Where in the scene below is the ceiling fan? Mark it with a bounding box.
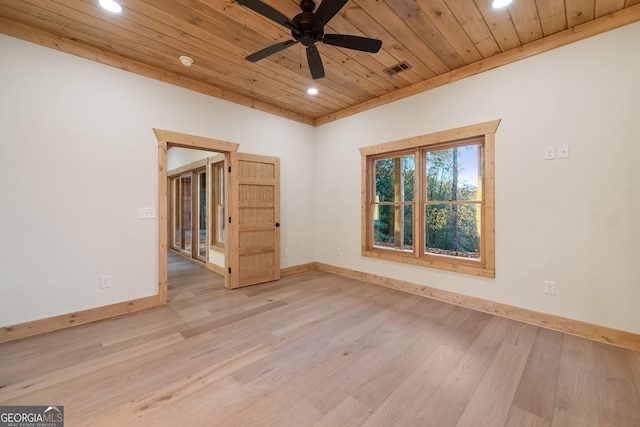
[236,0,383,79]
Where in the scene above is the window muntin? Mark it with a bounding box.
[361,120,498,277]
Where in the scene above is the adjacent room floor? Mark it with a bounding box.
[1,254,639,426]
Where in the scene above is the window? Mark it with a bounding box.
[361,120,499,277]
[195,168,207,259]
[211,160,226,248]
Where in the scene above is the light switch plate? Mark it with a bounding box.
[138,207,156,219]
[544,146,556,160]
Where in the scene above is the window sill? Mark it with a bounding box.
[362,249,495,278]
[209,244,225,253]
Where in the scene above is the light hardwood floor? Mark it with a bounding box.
[1,253,639,426]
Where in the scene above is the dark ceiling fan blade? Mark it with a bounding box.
[323,34,382,53]
[312,0,348,33]
[306,45,325,79]
[235,0,300,34]
[246,40,298,62]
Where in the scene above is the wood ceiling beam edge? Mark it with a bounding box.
[0,17,315,126]
[315,3,640,126]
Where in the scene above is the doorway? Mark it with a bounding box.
[155,129,238,303]
[155,129,282,304]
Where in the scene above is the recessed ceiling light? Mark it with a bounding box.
[307,87,318,95]
[491,0,513,8]
[179,56,194,67]
[99,0,122,13]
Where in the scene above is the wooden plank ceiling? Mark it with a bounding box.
[1,0,639,125]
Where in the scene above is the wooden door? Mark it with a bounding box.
[227,153,280,289]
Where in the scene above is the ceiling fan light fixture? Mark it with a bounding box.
[179,56,194,67]
[307,87,319,95]
[98,0,123,13]
[491,0,513,8]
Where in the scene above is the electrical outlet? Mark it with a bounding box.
[336,247,341,257]
[283,248,289,257]
[544,280,556,295]
[101,275,112,289]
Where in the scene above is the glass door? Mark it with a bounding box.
[170,173,194,256]
[180,174,192,255]
[170,178,181,250]
[170,168,210,262]
[195,168,207,261]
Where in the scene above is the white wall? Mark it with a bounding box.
[0,34,315,327]
[2,22,638,335]
[314,22,640,334]
[167,147,212,171]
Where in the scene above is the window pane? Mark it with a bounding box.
[375,155,415,202]
[212,163,226,246]
[426,145,480,202]
[217,205,226,244]
[171,178,181,249]
[197,171,207,258]
[218,165,225,203]
[181,175,192,253]
[425,204,480,259]
[373,204,413,251]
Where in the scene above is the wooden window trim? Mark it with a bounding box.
[360,120,500,278]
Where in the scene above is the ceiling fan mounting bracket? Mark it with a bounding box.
[299,0,316,13]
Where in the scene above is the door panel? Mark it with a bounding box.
[227,153,280,289]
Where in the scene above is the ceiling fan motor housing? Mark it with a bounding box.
[238,0,382,79]
[292,0,321,46]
